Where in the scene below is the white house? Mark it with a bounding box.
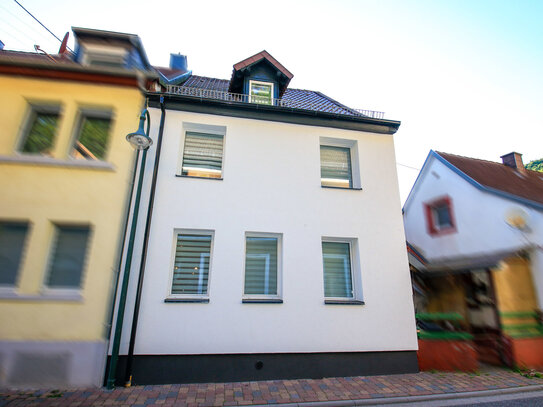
[108,51,418,385]
[404,150,543,367]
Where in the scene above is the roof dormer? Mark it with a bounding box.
[228,50,293,103]
[72,27,151,71]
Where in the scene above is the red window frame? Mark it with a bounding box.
[424,196,457,236]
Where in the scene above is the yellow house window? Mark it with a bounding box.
[18,105,61,156]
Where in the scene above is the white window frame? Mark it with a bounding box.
[166,229,215,302]
[41,223,92,296]
[242,232,282,302]
[319,137,361,189]
[177,122,227,179]
[321,236,364,304]
[69,107,113,161]
[249,80,274,105]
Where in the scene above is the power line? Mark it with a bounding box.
[397,163,421,171]
[12,0,73,52]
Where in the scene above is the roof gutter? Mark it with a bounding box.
[147,92,401,135]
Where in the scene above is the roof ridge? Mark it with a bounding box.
[437,151,542,175]
[437,151,510,167]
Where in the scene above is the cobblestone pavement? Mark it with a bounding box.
[1,370,542,407]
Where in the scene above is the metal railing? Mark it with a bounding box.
[165,85,385,119]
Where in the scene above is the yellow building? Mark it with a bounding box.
[0,28,154,387]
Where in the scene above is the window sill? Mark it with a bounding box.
[321,186,362,191]
[0,291,83,302]
[0,155,115,171]
[429,227,457,237]
[324,299,365,305]
[242,298,283,304]
[164,297,209,303]
[175,175,223,181]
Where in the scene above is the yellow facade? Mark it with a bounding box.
[0,74,143,341]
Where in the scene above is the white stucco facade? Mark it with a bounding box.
[112,107,417,359]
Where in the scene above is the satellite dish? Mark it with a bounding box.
[58,32,69,55]
[504,207,529,230]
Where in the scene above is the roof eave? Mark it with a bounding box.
[147,91,400,134]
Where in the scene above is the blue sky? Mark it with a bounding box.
[1,0,542,201]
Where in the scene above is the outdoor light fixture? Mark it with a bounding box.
[107,107,153,389]
[126,109,152,150]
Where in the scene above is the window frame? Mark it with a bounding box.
[176,122,226,180]
[249,80,274,105]
[17,103,62,156]
[69,108,113,161]
[319,137,362,190]
[0,220,31,292]
[321,237,364,305]
[424,196,457,236]
[242,232,283,303]
[166,229,215,303]
[42,223,92,296]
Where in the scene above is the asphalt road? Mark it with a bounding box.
[452,395,543,406]
[379,389,543,406]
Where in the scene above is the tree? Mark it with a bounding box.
[525,159,543,172]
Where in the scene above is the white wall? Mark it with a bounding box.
[116,108,417,355]
[403,155,543,265]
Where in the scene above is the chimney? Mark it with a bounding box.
[501,152,525,172]
[170,53,188,71]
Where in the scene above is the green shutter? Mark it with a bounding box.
[244,237,278,295]
[182,132,223,178]
[172,234,212,295]
[47,226,90,288]
[322,241,353,298]
[0,222,29,285]
[320,145,352,188]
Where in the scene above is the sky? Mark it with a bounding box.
[1,0,542,202]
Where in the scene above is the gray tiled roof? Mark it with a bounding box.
[181,75,362,116]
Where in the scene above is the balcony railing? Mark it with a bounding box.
[165,85,385,119]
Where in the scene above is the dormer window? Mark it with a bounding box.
[80,43,128,68]
[249,80,273,105]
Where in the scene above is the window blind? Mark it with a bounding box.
[322,241,353,298]
[172,234,212,295]
[244,237,278,296]
[181,132,224,178]
[47,225,90,288]
[0,222,29,285]
[320,145,352,188]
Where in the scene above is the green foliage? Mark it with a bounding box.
[526,158,543,172]
[21,113,58,154]
[77,116,111,160]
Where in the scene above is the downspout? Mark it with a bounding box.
[103,145,139,380]
[106,139,148,389]
[124,96,166,386]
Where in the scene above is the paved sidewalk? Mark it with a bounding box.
[1,369,542,407]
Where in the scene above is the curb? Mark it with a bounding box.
[248,384,543,406]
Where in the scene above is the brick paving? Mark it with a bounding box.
[1,370,542,406]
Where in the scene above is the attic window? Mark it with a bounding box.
[249,80,273,105]
[424,196,456,236]
[80,44,127,68]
